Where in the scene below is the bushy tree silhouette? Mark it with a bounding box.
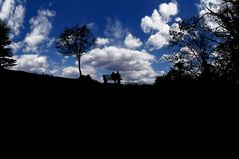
[55,25,96,77]
[159,1,239,83]
[169,17,217,80]
[202,0,239,80]
[0,19,16,70]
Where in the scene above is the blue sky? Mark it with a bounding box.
[0,0,202,83]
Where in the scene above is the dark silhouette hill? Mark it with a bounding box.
[1,68,237,101]
[1,69,160,99]
[1,68,238,133]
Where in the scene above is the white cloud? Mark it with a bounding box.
[82,65,96,77]
[147,21,181,51]
[8,4,25,37]
[0,0,26,38]
[123,69,157,84]
[13,54,49,74]
[124,33,143,49]
[0,0,15,20]
[159,1,178,20]
[175,17,182,22]
[146,33,169,51]
[82,46,157,83]
[0,1,56,54]
[141,9,169,34]
[96,38,110,46]
[104,19,127,39]
[141,1,179,50]
[61,66,79,78]
[9,41,23,53]
[82,46,154,71]
[61,65,96,79]
[24,9,56,53]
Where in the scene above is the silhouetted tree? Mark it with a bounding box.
[163,1,239,81]
[201,0,239,80]
[55,25,96,77]
[169,17,217,80]
[0,19,16,70]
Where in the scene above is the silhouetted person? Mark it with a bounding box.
[103,75,107,84]
[111,72,117,84]
[116,71,122,84]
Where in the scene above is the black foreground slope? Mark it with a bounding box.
[1,69,238,129]
[0,69,160,98]
[0,69,238,101]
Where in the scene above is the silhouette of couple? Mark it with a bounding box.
[112,71,122,84]
[103,71,122,84]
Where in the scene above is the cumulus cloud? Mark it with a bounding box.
[124,33,143,49]
[0,0,26,38]
[141,10,169,34]
[81,46,157,83]
[24,9,56,53]
[81,65,97,77]
[82,46,154,71]
[96,38,110,46]
[159,1,178,20]
[146,33,169,50]
[61,65,96,79]
[141,1,179,50]
[61,66,79,78]
[13,54,49,74]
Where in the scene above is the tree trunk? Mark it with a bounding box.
[77,56,82,77]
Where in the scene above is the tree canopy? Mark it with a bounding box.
[161,0,239,82]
